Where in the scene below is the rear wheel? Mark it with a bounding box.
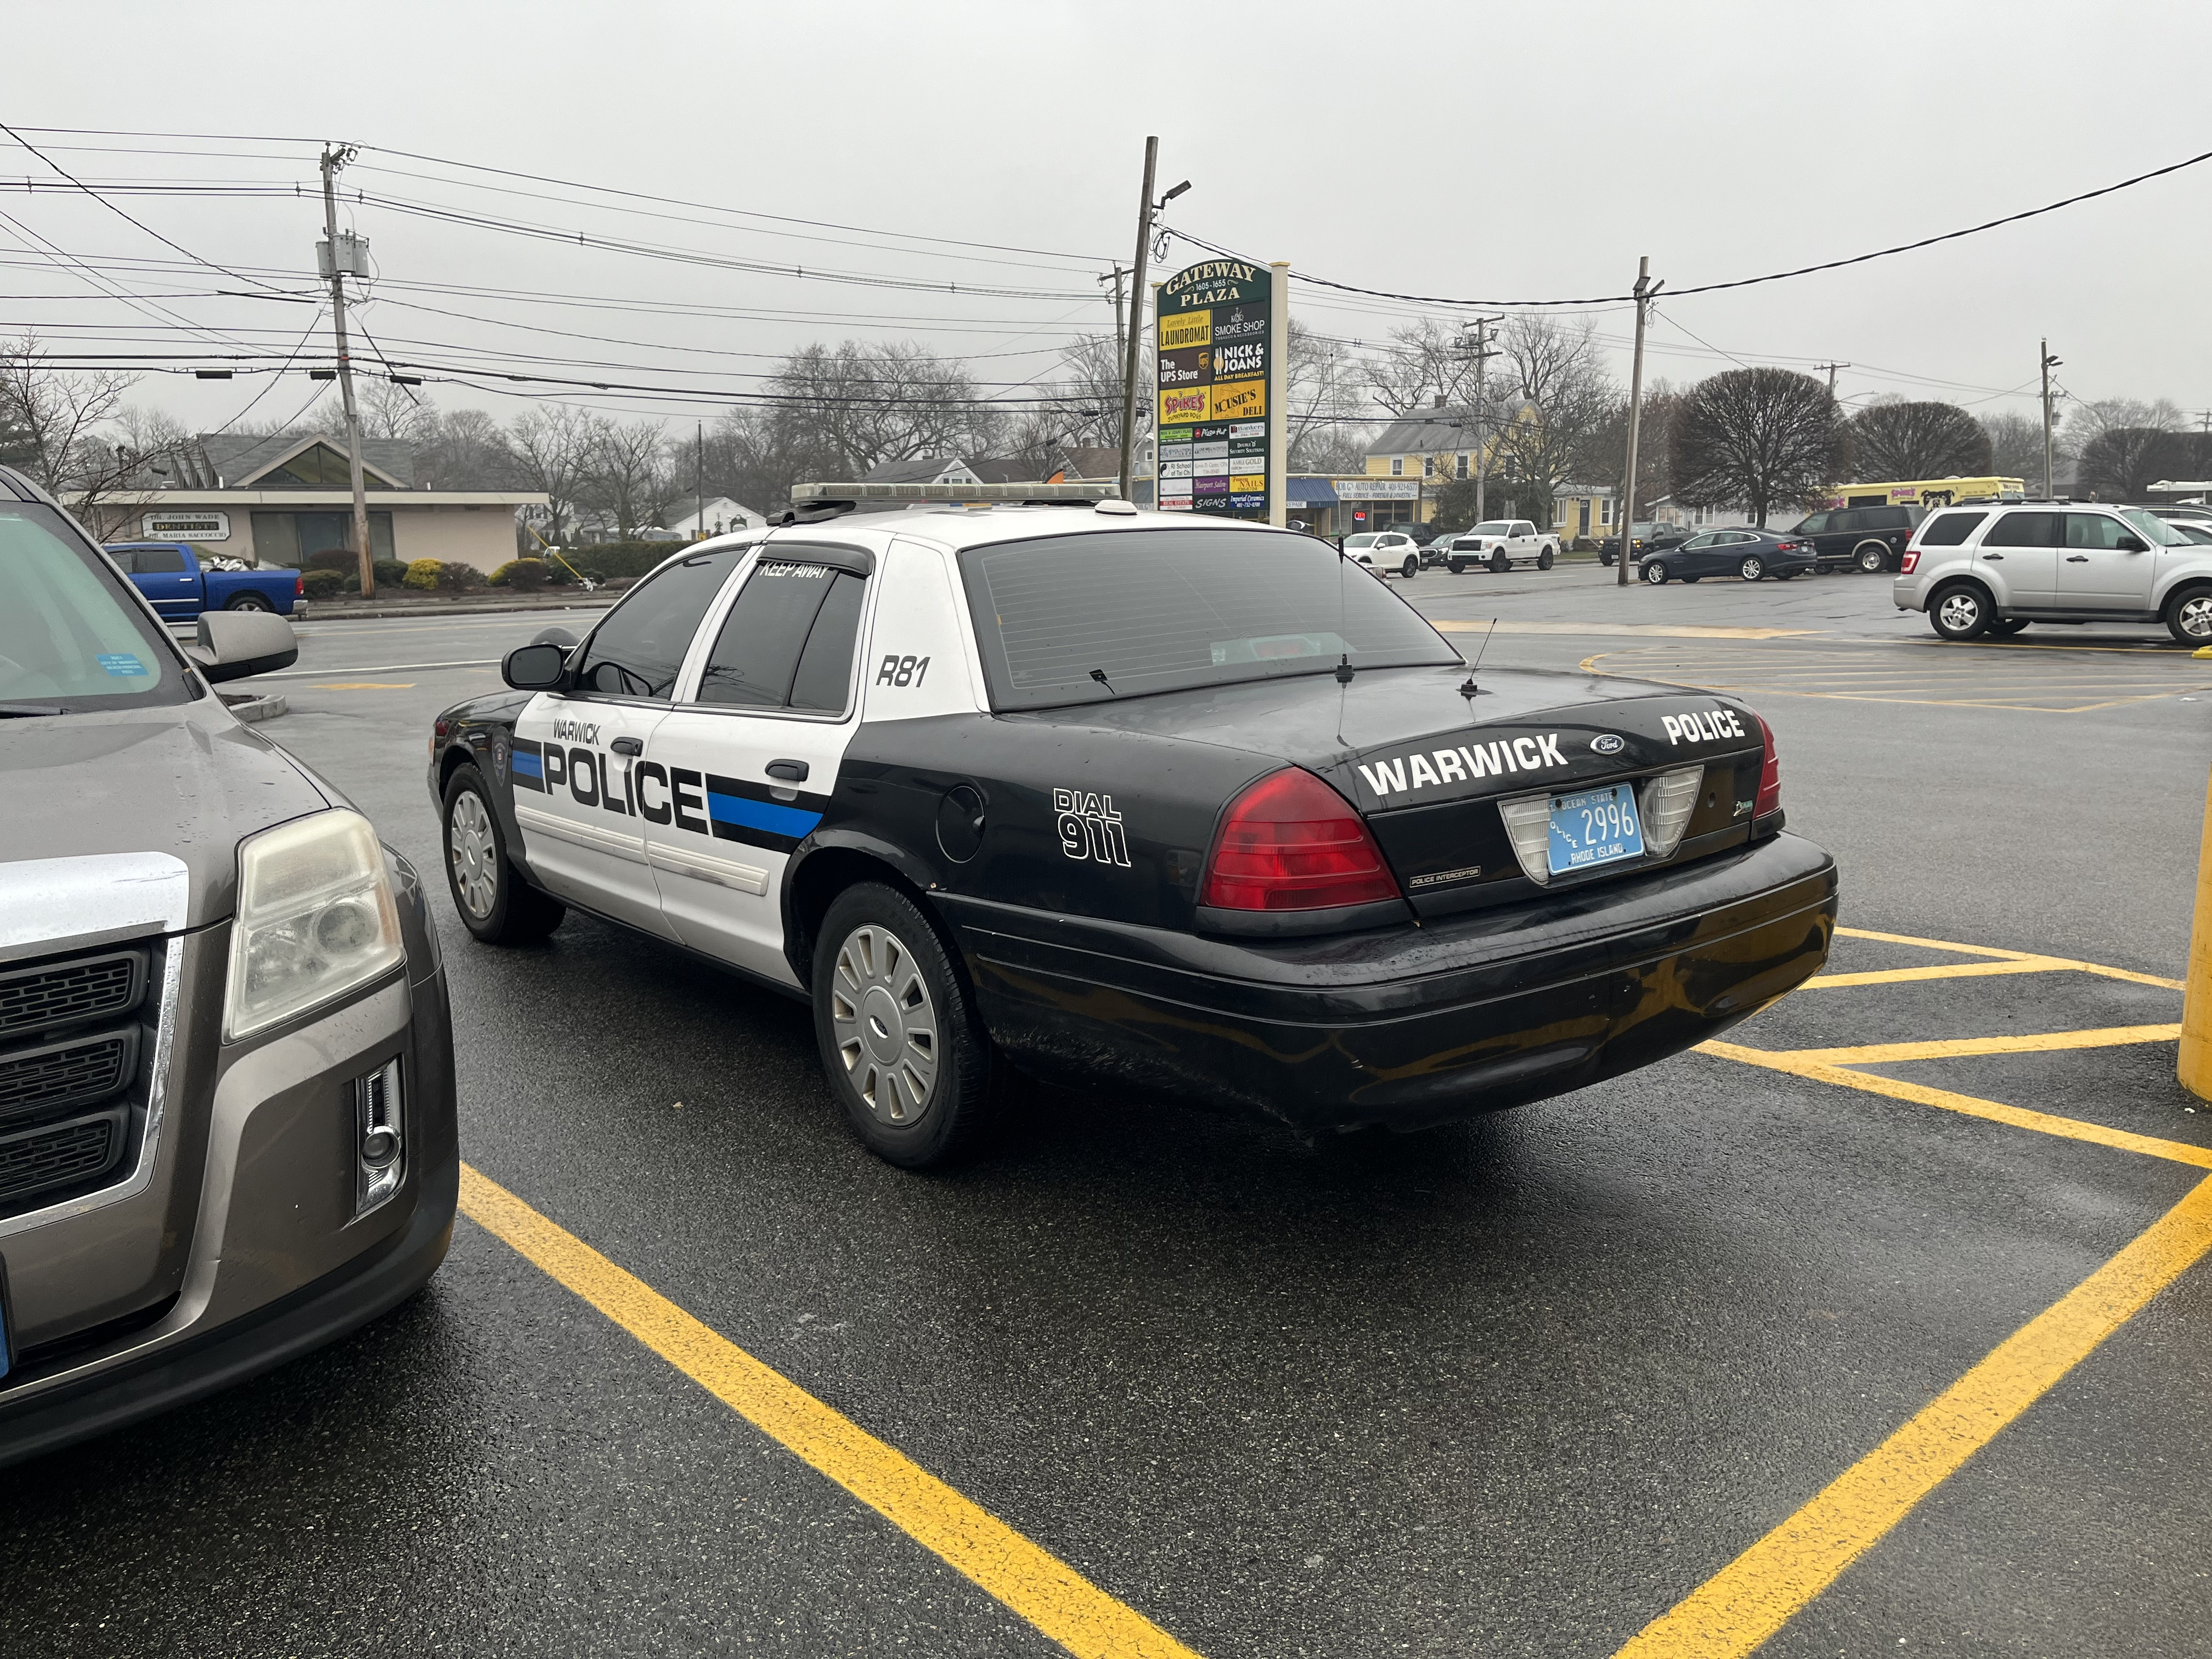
[1854,541,1889,574]
[1400,555,1419,579]
[812,882,997,1169]
[1738,555,1765,581]
[1537,545,1556,570]
[2165,585,2212,646]
[1642,560,1668,585]
[225,590,274,612]
[442,766,566,944]
[1929,583,1992,641]
[1774,569,1800,581]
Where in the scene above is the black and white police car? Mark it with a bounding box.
[427,486,1837,1167]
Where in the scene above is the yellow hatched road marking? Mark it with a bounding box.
[313,681,417,690]
[458,1165,1204,1659]
[1782,1024,2183,1065]
[1611,1173,2212,1658]
[1802,958,2067,988]
[1825,926,2186,991]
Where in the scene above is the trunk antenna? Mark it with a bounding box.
[1459,618,1498,706]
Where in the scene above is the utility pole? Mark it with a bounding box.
[695,420,704,541]
[1459,315,1504,523]
[1618,257,1660,588]
[1117,139,1160,504]
[1099,264,1128,393]
[1812,362,1849,398]
[2040,340,2062,499]
[318,146,375,600]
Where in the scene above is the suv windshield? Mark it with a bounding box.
[0,503,186,710]
[959,527,1462,709]
[2121,508,2189,546]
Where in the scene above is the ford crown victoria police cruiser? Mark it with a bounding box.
[427,501,1837,1167]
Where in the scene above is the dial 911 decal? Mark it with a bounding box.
[1054,788,1130,866]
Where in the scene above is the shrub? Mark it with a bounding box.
[489,557,548,590]
[403,558,444,591]
[301,568,346,601]
[305,548,357,574]
[374,558,408,589]
[437,561,484,592]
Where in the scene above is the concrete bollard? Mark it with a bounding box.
[2183,765,2212,1100]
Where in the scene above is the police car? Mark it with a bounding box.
[427,486,1837,1167]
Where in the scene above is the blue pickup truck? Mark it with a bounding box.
[103,541,303,620]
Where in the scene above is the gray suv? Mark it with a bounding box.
[1893,501,2212,643]
[0,467,455,1468]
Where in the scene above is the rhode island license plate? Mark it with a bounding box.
[1547,783,1645,876]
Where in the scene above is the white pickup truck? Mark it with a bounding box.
[1442,519,1560,574]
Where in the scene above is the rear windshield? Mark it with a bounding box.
[1,504,187,710]
[958,527,1462,710]
[1918,511,1987,547]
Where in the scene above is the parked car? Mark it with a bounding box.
[1785,504,1923,573]
[1446,519,1560,573]
[1639,528,1816,585]
[1596,522,1691,566]
[1893,501,2212,644]
[104,541,303,620]
[0,466,456,1469]
[2165,521,2212,546]
[1344,530,1421,578]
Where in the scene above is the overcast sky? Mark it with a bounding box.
[4,0,2205,439]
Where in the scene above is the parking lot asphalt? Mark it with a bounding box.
[9,560,2210,1657]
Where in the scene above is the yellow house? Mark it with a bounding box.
[1364,405,1611,540]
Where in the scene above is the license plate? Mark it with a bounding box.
[1547,783,1645,875]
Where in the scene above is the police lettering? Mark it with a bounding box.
[1661,708,1747,746]
[1357,732,1568,798]
[670,768,709,835]
[634,761,673,825]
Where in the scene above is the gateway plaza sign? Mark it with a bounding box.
[1154,258,1288,524]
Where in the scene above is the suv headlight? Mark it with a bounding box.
[225,810,404,1041]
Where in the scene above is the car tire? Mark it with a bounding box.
[1537,545,1556,570]
[442,766,566,945]
[2164,584,2212,646]
[225,590,275,612]
[1642,560,1668,585]
[1490,551,1510,574]
[1737,555,1765,581]
[1929,582,1992,641]
[812,881,997,1169]
[1986,618,2029,636]
[1449,558,1466,575]
[1774,568,1799,581]
[1854,541,1889,574]
[1401,555,1419,579]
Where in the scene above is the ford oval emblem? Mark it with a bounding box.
[1591,733,1626,755]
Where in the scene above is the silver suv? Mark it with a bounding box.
[1893,502,2212,645]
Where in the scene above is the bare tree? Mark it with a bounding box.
[583,417,673,536]
[1979,410,2049,481]
[2074,426,2194,500]
[359,377,431,442]
[766,341,1003,480]
[504,405,599,541]
[999,332,1122,476]
[1489,316,1616,526]
[414,407,515,490]
[1287,321,1371,474]
[1846,400,1992,479]
[1367,319,1469,416]
[1672,367,1846,527]
[0,332,137,500]
[1575,379,1683,521]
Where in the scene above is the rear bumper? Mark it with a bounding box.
[942,831,1837,1133]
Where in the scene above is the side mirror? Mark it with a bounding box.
[188,610,297,684]
[2117,535,2147,552]
[502,643,569,690]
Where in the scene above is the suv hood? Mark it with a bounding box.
[1,699,331,930]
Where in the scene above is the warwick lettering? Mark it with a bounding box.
[1358,734,1569,798]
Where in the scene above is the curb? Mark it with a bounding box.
[221,691,289,724]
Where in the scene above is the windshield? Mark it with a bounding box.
[1344,533,1379,548]
[0,504,186,710]
[1470,521,1513,536]
[959,527,1463,710]
[2122,508,2188,546]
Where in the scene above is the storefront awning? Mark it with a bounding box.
[1286,477,1339,505]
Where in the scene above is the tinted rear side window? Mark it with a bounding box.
[573,548,741,700]
[697,560,866,713]
[1982,511,2060,548]
[1870,507,1912,529]
[134,547,187,573]
[1919,512,1986,546]
[960,527,1459,710]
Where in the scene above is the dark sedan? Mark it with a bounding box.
[1639,528,1816,585]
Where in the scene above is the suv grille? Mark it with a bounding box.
[0,1110,127,1206]
[0,950,145,1041]
[0,1029,138,1126]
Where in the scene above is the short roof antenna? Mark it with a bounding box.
[1459,618,1498,705]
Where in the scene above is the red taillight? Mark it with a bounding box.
[1899,550,1920,574]
[1201,768,1400,912]
[1753,714,1781,819]
[294,573,305,594]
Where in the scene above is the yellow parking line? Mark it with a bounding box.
[1827,927,2186,991]
[456,1165,1202,1659]
[313,681,417,690]
[1612,1172,2212,1659]
[1697,1042,2212,1171]
[1781,1025,2183,1065]
[1832,926,2030,959]
[1802,958,2066,988]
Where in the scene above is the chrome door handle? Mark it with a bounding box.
[611,736,643,755]
[1983,553,2004,560]
[2065,555,2089,563]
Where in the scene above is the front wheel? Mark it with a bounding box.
[812,882,999,1169]
[1449,558,1466,575]
[1774,569,1800,581]
[442,766,566,944]
[1986,618,2030,636]
[1738,555,1765,581]
[225,590,274,612]
[1537,545,1556,570]
[1400,555,1419,579]
[1929,583,1992,641]
[2165,585,2212,646]
[1490,550,1510,574]
[1642,560,1668,585]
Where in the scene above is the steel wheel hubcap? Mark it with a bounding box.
[1938,593,1979,631]
[448,790,498,919]
[2182,596,2212,638]
[831,923,939,1125]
